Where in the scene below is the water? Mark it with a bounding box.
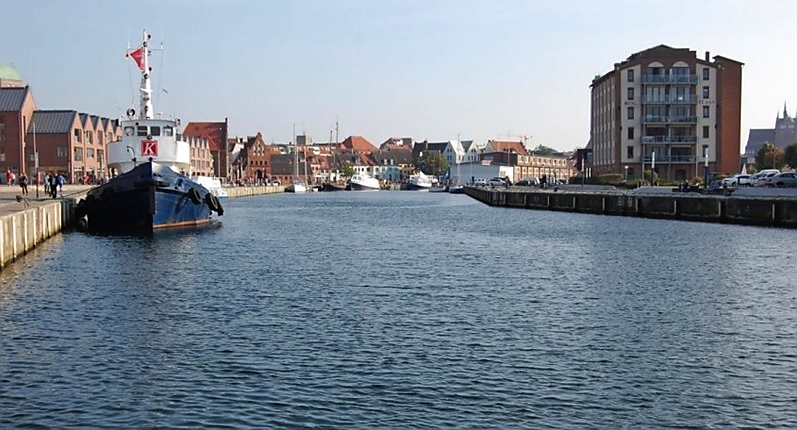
[1,191,796,429]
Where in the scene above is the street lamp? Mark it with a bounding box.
[703,145,709,189]
[624,165,629,183]
[32,121,39,198]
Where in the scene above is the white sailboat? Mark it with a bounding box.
[286,125,307,193]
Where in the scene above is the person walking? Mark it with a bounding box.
[19,173,29,195]
[49,174,58,199]
[57,173,65,196]
[5,169,12,186]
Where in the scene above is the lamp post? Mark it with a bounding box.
[33,121,39,199]
[703,145,709,189]
[651,151,656,186]
[624,165,629,183]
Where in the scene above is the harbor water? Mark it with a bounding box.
[1,191,796,428]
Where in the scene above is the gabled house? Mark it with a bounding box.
[0,85,36,178]
[371,149,415,182]
[182,119,229,179]
[340,135,376,154]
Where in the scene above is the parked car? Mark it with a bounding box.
[515,177,539,187]
[751,169,779,187]
[474,178,488,186]
[770,172,797,187]
[488,177,505,187]
[720,174,751,187]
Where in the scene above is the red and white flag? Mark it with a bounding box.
[126,46,146,70]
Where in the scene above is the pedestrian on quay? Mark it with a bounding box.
[49,174,58,199]
[57,173,65,196]
[44,174,51,194]
[19,173,29,195]
[5,169,12,186]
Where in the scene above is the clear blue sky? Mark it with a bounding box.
[3,0,796,151]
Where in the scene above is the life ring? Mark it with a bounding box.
[205,192,223,215]
[187,187,202,204]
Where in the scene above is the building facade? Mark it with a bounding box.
[744,104,797,155]
[590,45,743,181]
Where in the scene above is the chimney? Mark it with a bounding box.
[705,51,710,61]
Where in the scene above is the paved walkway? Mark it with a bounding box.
[0,184,93,217]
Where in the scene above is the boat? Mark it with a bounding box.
[407,171,433,190]
[348,172,380,191]
[448,184,464,194]
[75,31,223,232]
[192,175,228,199]
[285,126,307,193]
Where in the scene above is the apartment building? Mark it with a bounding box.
[590,45,742,181]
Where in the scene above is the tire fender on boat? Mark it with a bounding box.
[187,187,202,204]
[205,192,223,215]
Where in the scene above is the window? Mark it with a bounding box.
[702,86,709,99]
[703,67,709,80]
[137,126,148,136]
[0,122,5,144]
[627,146,634,159]
[627,127,634,140]
[124,126,135,136]
[627,87,634,101]
[73,147,83,161]
[74,129,81,143]
[627,107,634,120]
[703,106,710,118]
[627,69,634,82]
[87,148,95,159]
[703,126,710,139]
[150,126,161,136]
[163,126,173,136]
[57,146,68,157]
[85,131,93,144]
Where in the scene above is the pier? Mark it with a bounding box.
[465,186,797,228]
[0,184,283,271]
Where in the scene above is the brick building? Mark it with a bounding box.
[590,45,743,181]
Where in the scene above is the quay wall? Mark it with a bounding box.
[466,187,797,228]
[0,199,76,271]
[0,185,282,272]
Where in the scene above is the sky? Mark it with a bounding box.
[3,0,797,152]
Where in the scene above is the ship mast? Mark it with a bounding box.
[139,31,153,120]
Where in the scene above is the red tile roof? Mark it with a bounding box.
[183,121,227,152]
[340,135,376,153]
[487,140,528,155]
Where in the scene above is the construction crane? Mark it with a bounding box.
[499,132,534,152]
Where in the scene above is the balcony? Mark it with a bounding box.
[641,94,697,104]
[642,115,698,125]
[642,74,699,84]
[642,155,696,163]
[641,136,698,144]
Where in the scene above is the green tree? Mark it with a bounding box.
[415,152,449,177]
[340,161,355,178]
[529,145,558,156]
[755,142,786,170]
[784,142,797,169]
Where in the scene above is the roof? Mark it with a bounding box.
[744,128,776,154]
[183,121,227,152]
[485,140,528,155]
[0,65,22,81]
[0,87,28,111]
[340,135,376,153]
[372,149,414,166]
[30,110,78,133]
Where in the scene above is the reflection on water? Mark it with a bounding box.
[1,191,796,428]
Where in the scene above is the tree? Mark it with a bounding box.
[530,144,558,156]
[340,161,355,178]
[785,142,797,170]
[755,142,786,171]
[415,151,449,177]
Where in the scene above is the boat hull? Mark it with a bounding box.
[77,162,220,232]
[349,181,380,191]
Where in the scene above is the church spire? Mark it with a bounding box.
[784,101,789,119]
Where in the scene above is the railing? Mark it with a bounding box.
[641,136,698,144]
[642,74,699,84]
[642,155,696,163]
[642,115,698,124]
[642,95,697,104]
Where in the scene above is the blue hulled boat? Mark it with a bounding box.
[75,31,223,232]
